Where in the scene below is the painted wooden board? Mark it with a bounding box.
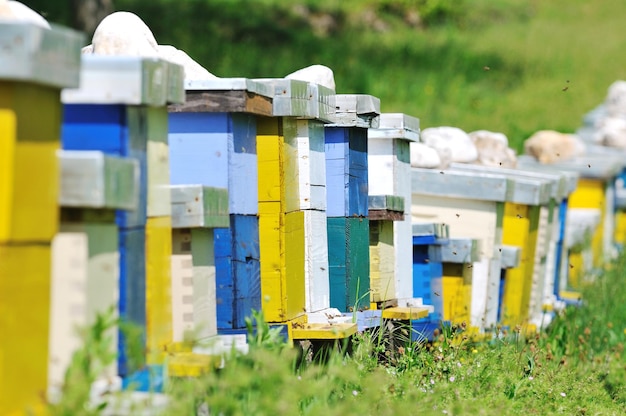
[49,224,119,397]
[568,179,606,268]
[58,150,139,210]
[501,203,540,326]
[285,210,330,314]
[145,216,173,365]
[214,215,261,329]
[369,220,396,303]
[257,118,284,204]
[412,236,445,322]
[328,94,381,129]
[528,205,551,326]
[168,112,258,215]
[146,107,171,217]
[171,185,230,229]
[442,263,472,325]
[0,244,51,415]
[327,217,370,312]
[412,194,501,262]
[0,21,82,89]
[118,227,146,377]
[168,90,272,116]
[62,104,148,229]
[171,228,217,342]
[284,119,327,213]
[61,55,183,106]
[324,126,369,217]
[0,84,61,243]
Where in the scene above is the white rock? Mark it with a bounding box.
[420,126,478,163]
[410,142,441,168]
[469,130,517,168]
[0,1,50,29]
[605,80,626,118]
[524,130,586,164]
[157,45,217,81]
[285,64,336,90]
[592,116,626,148]
[90,11,159,57]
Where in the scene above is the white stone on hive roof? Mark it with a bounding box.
[89,12,159,57]
[421,126,478,163]
[285,64,336,90]
[0,1,50,29]
[592,116,626,148]
[469,130,517,168]
[410,142,441,169]
[605,80,626,118]
[524,130,586,164]
[157,45,216,81]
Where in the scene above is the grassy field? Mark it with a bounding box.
[52,253,626,415]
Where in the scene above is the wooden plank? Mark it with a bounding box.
[291,322,357,340]
[171,228,217,342]
[170,185,230,229]
[442,263,472,325]
[58,151,139,210]
[146,216,174,365]
[324,126,369,217]
[49,224,119,397]
[369,220,396,303]
[215,215,261,330]
[285,210,330,314]
[283,119,327,213]
[118,227,146,377]
[168,90,273,116]
[0,244,51,415]
[568,179,605,269]
[146,107,171,217]
[381,306,430,320]
[0,83,61,243]
[256,117,284,203]
[327,217,370,312]
[501,203,539,327]
[0,22,83,89]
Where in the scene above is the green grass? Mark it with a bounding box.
[52,253,626,415]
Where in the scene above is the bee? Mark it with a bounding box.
[452,251,457,255]
[588,164,591,168]
[440,171,445,174]
[456,213,460,218]
[434,291,441,297]
[516,214,524,219]
[483,66,491,71]
[467,264,473,269]
[562,86,569,92]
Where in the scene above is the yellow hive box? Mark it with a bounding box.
[442,263,472,325]
[501,203,539,326]
[568,179,606,269]
[146,216,173,364]
[258,202,306,322]
[0,244,51,415]
[0,83,62,243]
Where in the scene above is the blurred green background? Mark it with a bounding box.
[22,0,626,151]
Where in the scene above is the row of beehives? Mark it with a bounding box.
[3,8,626,414]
